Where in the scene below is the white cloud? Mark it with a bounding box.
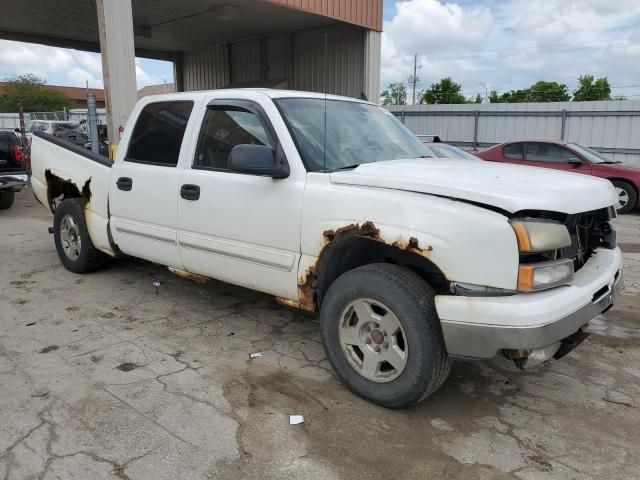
[381,0,640,101]
[0,40,163,90]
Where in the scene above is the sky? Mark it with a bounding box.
[0,0,639,100]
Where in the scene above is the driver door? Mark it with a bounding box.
[177,99,305,299]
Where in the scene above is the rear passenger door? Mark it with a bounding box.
[109,100,195,268]
[177,99,304,299]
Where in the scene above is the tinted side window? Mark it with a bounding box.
[503,143,524,160]
[193,107,273,171]
[0,135,11,157]
[126,101,194,167]
[525,143,575,163]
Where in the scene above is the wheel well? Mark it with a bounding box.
[313,236,448,309]
[609,177,637,193]
[45,170,91,213]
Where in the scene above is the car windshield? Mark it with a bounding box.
[567,143,613,164]
[275,98,430,171]
[423,144,478,160]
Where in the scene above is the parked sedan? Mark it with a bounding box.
[475,141,640,213]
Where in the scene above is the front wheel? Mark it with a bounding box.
[53,198,107,273]
[612,180,637,214]
[320,263,451,408]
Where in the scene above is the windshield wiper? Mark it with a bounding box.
[599,161,622,164]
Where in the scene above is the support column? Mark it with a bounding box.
[96,0,137,147]
[363,29,381,103]
[173,52,184,92]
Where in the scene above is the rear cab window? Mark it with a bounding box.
[126,101,194,167]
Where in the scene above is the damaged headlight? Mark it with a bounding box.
[511,220,574,291]
[517,259,574,292]
[511,220,572,253]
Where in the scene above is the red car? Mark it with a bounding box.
[475,141,640,213]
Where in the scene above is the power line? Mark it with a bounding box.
[418,40,640,60]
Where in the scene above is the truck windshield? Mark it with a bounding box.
[275,98,430,171]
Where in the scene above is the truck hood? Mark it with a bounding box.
[330,158,617,214]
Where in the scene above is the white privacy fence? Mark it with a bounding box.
[0,113,20,129]
[388,100,640,165]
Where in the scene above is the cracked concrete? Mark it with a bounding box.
[1,190,639,479]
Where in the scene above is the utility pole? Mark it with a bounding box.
[408,54,421,105]
[479,82,489,104]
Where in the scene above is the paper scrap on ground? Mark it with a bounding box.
[250,352,263,359]
[289,415,304,425]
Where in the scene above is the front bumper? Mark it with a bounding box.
[436,248,623,359]
[0,172,28,191]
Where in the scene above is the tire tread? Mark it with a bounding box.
[0,190,15,209]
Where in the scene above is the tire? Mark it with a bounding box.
[612,180,637,214]
[0,190,15,209]
[53,198,107,273]
[320,263,451,408]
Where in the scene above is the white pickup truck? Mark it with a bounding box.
[30,89,622,408]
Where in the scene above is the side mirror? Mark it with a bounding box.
[568,157,583,165]
[229,144,289,179]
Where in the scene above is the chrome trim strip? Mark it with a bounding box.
[115,227,176,245]
[179,240,291,271]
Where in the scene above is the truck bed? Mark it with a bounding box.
[30,132,116,256]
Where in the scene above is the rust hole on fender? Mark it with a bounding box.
[277,221,436,313]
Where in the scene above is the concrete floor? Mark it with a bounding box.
[1,189,639,480]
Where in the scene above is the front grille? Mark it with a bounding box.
[560,207,616,272]
[515,207,616,273]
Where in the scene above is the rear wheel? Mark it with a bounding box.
[53,198,107,273]
[0,190,15,209]
[320,263,451,408]
[612,180,637,214]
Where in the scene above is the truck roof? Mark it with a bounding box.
[141,88,374,105]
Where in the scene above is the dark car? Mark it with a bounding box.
[475,140,640,213]
[0,131,27,210]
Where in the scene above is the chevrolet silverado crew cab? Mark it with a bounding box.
[30,90,622,408]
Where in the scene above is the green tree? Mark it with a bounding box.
[471,93,483,104]
[489,88,530,103]
[380,82,407,106]
[527,81,570,102]
[488,82,570,103]
[421,77,466,104]
[0,74,71,112]
[573,75,612,101]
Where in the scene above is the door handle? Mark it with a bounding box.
[180,184,200,201]
[116,177,132,191]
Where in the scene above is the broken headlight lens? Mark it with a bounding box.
[511,220,571,253]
